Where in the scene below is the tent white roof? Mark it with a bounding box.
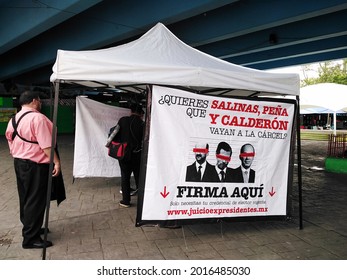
[300,83,347,113]
[50,23,299,97]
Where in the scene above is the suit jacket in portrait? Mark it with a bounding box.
[205,166,235,183]
[224,167,236,182]
[232,166,255,183]
[186,161,217,182]
[203,162,220,182]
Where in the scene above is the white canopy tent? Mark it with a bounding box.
[50,23,299,96]
[300,83,347,134]
[45,23,303,239]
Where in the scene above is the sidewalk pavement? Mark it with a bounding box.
[0,134,346,260]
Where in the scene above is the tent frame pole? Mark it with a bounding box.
[333,111,337,136]
[296,96,303,230]
[42,82,60,259]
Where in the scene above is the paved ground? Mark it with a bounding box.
[0,134,346,260]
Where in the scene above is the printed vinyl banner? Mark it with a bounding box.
[138,86,296,223]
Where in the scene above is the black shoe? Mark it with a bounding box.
[119,200,131,208]
[22,239,53,249]
[130,188,138,196]
[39,228,50,235]
[120,188,138,196]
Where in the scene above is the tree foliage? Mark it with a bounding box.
[300,59,347,87]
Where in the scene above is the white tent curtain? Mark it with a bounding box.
[73,97,130,178]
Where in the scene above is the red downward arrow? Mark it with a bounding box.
[269,187,276,197]
[160,186,170,198]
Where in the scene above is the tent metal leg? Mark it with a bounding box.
[181,226,188,249]
[296,96,303,230]
[42,82,60,260]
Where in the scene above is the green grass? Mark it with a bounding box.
[325,157,347,173]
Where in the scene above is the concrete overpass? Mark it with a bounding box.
[0,0,346,88]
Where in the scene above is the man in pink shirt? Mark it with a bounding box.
[6,91,60,249]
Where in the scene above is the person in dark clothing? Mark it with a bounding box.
[106,104,144,207]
